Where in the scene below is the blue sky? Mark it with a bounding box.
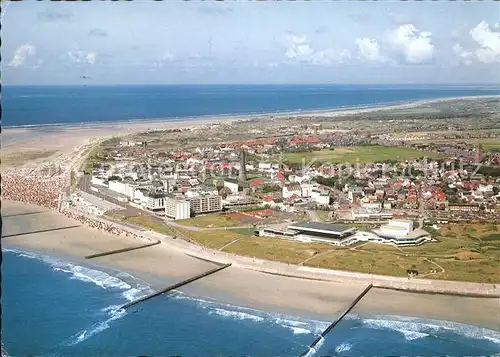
[3,1,500,85]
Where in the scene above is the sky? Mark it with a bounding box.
[3,1,500,85]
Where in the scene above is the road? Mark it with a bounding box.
[306,210,320,222]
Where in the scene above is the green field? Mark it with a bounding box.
[224,236,332,264]
[284,146,443,164]
[385,107,441,115]
[176,214,241,228]
[178,229,248,249]
[104,211,175,236]
[479,139,500,150]
[230,228,256,236]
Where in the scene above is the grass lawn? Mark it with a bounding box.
[178,229,248,249]
[479,139,500,150]
[176,214,241,228]
[284,146,443,164]
[224,237,333,264]
[104,211,175,236]
[306,250,437,277]
[394,224,500,283]
[315,210,331,221]
[230,228,256,236]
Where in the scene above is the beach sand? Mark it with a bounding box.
[3,200,499,330]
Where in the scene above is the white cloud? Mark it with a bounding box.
[67,51,98,65]
[389,24,435,64]
[284,35,349,65]
[452,44,474,66]
[355,37,385,62]
[452,21,500,65]
[469,21,500,63]
[8,44,36,68]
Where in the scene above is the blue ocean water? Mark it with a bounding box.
[3,84,500,127]
[3,248,500,357]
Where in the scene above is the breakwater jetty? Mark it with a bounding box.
[299,284,373,357]
[84,240,161,259]
[121,263,232,310]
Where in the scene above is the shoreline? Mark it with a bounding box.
[3,94,499,131]
[3,200,500,331]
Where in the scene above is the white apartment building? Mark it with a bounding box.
[311,189,330,206]
[282,183,301,199]
[108,180,135,200]
[165,197,191,220]
[146,192,167,213]
[187,195,222,214]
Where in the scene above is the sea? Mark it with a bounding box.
[3,84,500,356]
[3,84,500,127]
[3,248,500,357]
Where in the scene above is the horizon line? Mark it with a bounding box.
[3,83,500,87]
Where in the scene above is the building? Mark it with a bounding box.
[257,219,431,247]
[165,196,191,220]
[108,180,135,200]
[187,195,222,214]
[146,192,167,213]
[282,183,301,199]
[447,204,480,212]
[256,221,358,246]
[224,178,239,194]
[371,219,431,246]
[311,188,330,206]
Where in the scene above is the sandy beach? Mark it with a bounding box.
[3,200,499,331]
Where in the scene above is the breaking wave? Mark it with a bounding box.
[362,315,500,345]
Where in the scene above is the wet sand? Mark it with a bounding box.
[3,200,499,330]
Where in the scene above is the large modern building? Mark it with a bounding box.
[146,192,167,213]
[187,195,222,214]
[256,221,358,246]
[165,196,191,220]
[370,219,431,246]
[257,219,432,247]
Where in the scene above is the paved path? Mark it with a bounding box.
[167,221,257,232]
[306,210,320,222]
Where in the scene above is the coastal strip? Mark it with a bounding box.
[299,284,373,357]
[121,263,232,310]
[84,240,161,259]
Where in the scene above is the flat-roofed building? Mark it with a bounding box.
[187,195,222,214]
[165,196,191,220]
[146,192,167,213]
[257,221,358,246]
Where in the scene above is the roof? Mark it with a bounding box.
[288,221,355,235]
[147,192,167,199]
[225,178,239,184]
